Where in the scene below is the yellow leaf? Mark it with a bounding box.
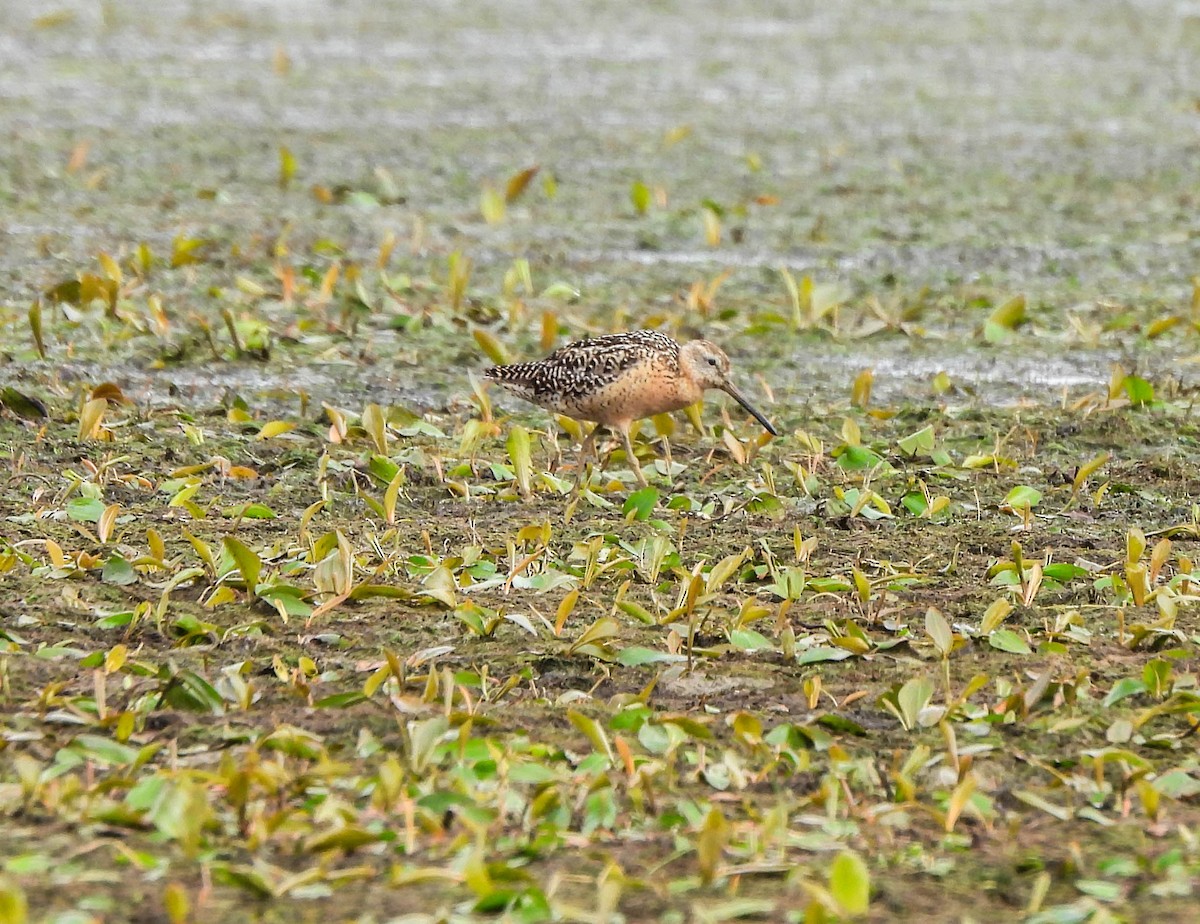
[662,124,693,146]
[78,397,108,440]
[1072,451,1110,492]
[279,146,297,189]
[721,428,745,464]
[829,850,870,916]
[147,528,166,562]
[480,184,505,224]
[473,328,509,365]
[554,589,579,635]
[944,772,977,833]
[507,425,533,498]
[504,165,540,203]
[65,138,89,172]
[701,207,721,247]
[361,404,388,454]
[256,420,296,440]
[1146,315,1179,339]
[988,294,1027,330]
[383,467,405,525]
[377,230,397,269]
[696,808,728,884]
[163,882,189,924]
[851,368,873,408]
[98,252,122,285]
[28,301,45,360]
[97,503,121,544]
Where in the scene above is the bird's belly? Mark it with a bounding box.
[561,374,698,426]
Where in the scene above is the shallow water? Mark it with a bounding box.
[2,0,1197,406]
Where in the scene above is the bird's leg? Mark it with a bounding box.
[619,424,648,487]
[575,425,599,489]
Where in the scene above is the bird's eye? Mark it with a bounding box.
[706,356,719,366]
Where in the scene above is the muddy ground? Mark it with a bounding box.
[3,1,1200,922]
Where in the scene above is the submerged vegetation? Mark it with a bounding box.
[3,2,1200,922]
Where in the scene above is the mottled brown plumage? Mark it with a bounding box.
[484,330,776,486]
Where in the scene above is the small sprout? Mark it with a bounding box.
[278,145,297,189]
[28,300,46,359]
[446,251,472,311]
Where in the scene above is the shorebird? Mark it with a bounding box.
[483,329,777,486]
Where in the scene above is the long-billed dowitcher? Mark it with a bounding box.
[483,329,776,486]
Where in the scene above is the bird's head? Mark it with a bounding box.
[680,340,777,436]
[680,339,732,390]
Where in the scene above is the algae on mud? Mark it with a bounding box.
[4,0,1200,922]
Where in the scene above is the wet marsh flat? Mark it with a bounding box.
[3,1,1200,921]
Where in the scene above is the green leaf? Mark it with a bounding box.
[160,670,225,715]
[1152,770,1200,798]
[834,444,886,472]
[506,425,532,496]
[222,536,262,590]
[829,850,870,915]
[988,629,1032,655]
[896,677,934,728]
[1122,375,1154,406]
[983,294,1026,342]
[66,497,106,523]
[796,646,852,664]
[101,554,137,586]
[630,181,651,214]
[1003,485,1042,510]
[925,608,953,657]
[1075,879,1122,902]
[622,486,659,521]
[257,584,313,617]
[616,646,686,666]
[897,425,935,456]
[567,709,613,762]
[728,628,774,651]
[1043,563,1088,581]
[238,503,277,520]
[68,734,140,766]
[1102,676,1147,707]
[279,145,297,189]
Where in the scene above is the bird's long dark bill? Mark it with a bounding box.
[722,383,778,436]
